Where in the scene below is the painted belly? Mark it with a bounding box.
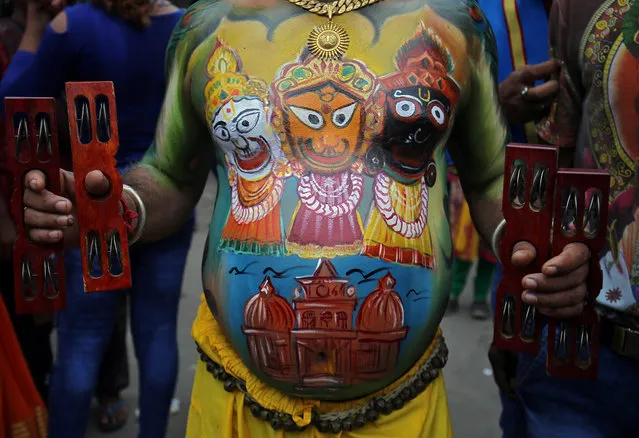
[205,250,444,400]
[195,7,462,398]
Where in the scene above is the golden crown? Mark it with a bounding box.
[271,56,377,108]
[204,39,268,121]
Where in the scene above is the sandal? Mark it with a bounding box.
[97,399,128,433]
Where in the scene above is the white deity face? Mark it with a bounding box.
[211,97,282,181]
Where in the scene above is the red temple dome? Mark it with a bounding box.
[356,272,405,332]
[244,277,295,331]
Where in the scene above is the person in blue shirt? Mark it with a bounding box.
[446,0,557,322]
[477,1,560,437]
[0,0,191,436]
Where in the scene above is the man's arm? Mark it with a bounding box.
[119,28,214,242]
[447,22,506,247]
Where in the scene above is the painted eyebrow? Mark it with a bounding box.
[235,108,261,118]
[213,120,227,128]
[392,93,421,102]
[288,104,317,111]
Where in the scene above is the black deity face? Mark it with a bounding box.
[380,85,452,180]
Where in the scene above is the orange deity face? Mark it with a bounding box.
[283,83,364,173]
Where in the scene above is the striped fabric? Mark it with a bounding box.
[479,0,550,143]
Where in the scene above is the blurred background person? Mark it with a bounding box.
[0,0,193,436]
[0,0,138,430]
[482,0,558,312]
[0,3,48,435]
[0,0,25,76]
[477,0,562,437]
[0,0,55,405]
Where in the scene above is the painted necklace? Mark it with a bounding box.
[287,0,384,60]
[374,173,428,238]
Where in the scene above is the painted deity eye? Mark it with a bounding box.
[213,124,230,141]
[395,100,417,118]
[235,109,260,134]
[289,105,325,130]
[331,102,358,128]
[427,101,447,128]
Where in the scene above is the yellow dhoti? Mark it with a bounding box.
[187,296,453,438]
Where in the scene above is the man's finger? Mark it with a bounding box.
[521,59,562,82]
[522,283,587,308]
[525,80,560,102]
[522,263,589,294]
[24,207,74,229]
[23,188,72,215]
[28,228,64,244]
[542,242,590,276]
[85,170,111,198]
[511,241,537,267]
[24,169,48,192]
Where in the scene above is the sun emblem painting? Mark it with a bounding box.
[307,22,350,60]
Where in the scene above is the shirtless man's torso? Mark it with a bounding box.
[143,0,506,401]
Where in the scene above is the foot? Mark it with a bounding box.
[97,397,128,433]
[446,298,460,315]
[470,301,491,320]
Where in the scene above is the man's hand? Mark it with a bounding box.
[22,169,110,245]
[499,59,561,125]
[511,241,590,319]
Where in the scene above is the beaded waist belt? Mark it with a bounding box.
[196,335,448,434]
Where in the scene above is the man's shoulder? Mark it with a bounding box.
[183,0,227,16]
[427,0,486,31]
[179,0,230,29]
[167,0,231,56]
[427,0,497,51]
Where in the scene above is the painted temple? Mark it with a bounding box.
[242,259,409,388]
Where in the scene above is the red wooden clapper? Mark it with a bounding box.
[493,144,609,379]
